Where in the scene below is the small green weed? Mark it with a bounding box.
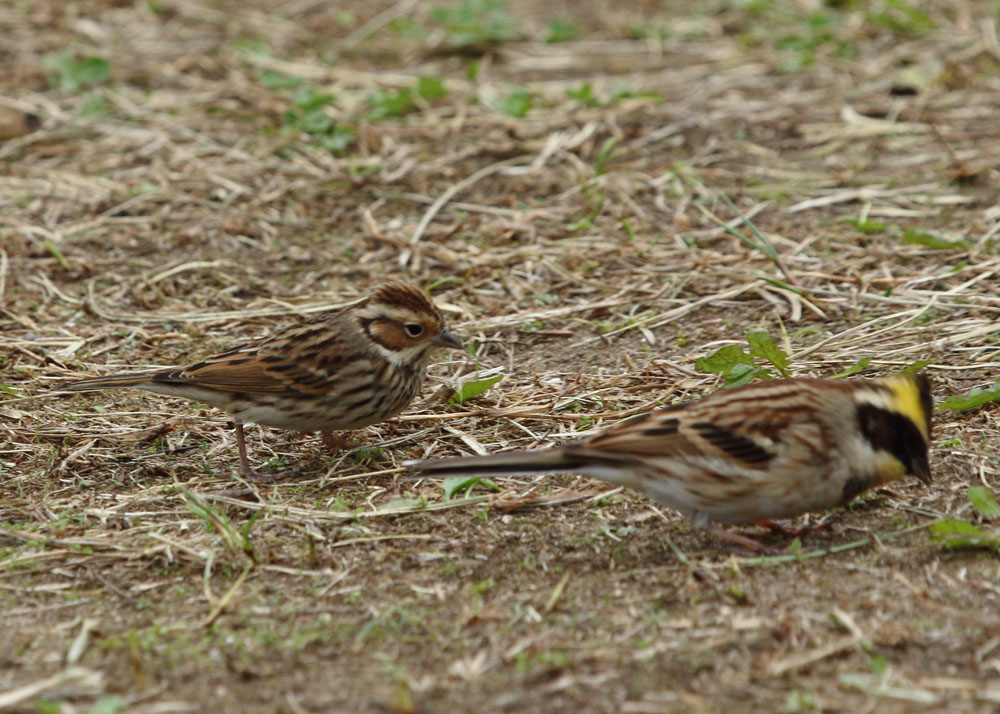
[830,357,871,378]
[498,87,534,117]
[429,0,516,47]
[929,487,1000,551]
[902,228,970,251]
[442,476,501,500]
[43,50,111,91]
[354,446,386,466]
[366,76,448,119]
[276,84,355,154]
[938,379,1000,411]
[545,18,578,43]
[451,374,503,405]
[182,487,260,561]
[695,329,790,386]
[843,217,886,234]
[865,0,936,36]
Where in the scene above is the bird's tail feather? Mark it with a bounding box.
[404,448,586,478]
[59,372,159,391]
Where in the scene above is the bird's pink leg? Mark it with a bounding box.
[234,423,256,477]
[233,423,285,481]
[707,525,783,555]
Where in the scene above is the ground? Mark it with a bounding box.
[2,0,1000,712]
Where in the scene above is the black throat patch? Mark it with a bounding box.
[856,404,929,479]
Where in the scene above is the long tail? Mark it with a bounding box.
[403,446,634,479]
[403,448,581,478]
[59,372,160,391]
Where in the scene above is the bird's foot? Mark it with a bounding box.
[755,517,828,538]
[236,464,297,482]
[320,431,354,451]
[707,526,785,555]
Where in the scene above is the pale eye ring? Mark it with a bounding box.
[404,323,423,337]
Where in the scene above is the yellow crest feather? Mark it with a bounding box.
[884,374,931,440]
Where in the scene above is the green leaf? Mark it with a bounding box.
[43,51,111,91]
[929,519,1000,550]
[902,228,969,250]
[499,88,533,117]
[429,0,516,46]
[757,276,804,297]
[239,507,264,549]
[746,330,790,376]
[180,486,252,558]
[443,476,501,500]
[44,239,70,270]
[71,56,111,87]
[545,18,578,43]
[565,82,598,107]
[865,0,936,36]
[281,90,340,138]
[315,126,354,154]
[417,75,448,101]
[298,108,334,135]
[717,192,779,262]
[725,362,765,387]
[968,486,1000,518]
[842,217,886,234]
[938,381,1000,410]
[425,276,463,291]
[594,136,620,175]
[899,360,931,375]
[80,92,105,117]
[610,86,663,103]
[930,519,989,537]
[35,701,61,714]
[831,357,871,379]
[451,375,503,405]
[366,87,415,118]
[88,695,128,714]
[695,344,753,375]
[258,70,304,91]
[293,90,335,113]
[695,344,774,386]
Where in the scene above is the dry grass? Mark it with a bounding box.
[2,0,1000,711]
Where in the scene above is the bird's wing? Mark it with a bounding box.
[162,353,288,394]
[156,320,359,397]
[582,405,777,468]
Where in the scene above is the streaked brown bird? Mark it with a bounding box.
[406,375,932,550]
[63,282,462,478]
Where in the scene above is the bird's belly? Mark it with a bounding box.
[634,455,852,526]
[230,386,418,433]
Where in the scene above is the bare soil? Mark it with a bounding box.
[2,1,999,712]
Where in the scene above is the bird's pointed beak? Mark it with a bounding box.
[433,329,463,350]
[913,454,933,485]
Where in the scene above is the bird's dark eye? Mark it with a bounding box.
[404,323,423,337]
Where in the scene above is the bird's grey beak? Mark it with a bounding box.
[433,329,463,350]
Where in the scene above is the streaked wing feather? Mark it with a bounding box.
[156,321,351,397]
[689,422,776,466]
[166,357,289,394]
[582,405,777,467]
[583,412,701,458]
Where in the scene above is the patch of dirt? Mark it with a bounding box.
[2,0,999,712]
